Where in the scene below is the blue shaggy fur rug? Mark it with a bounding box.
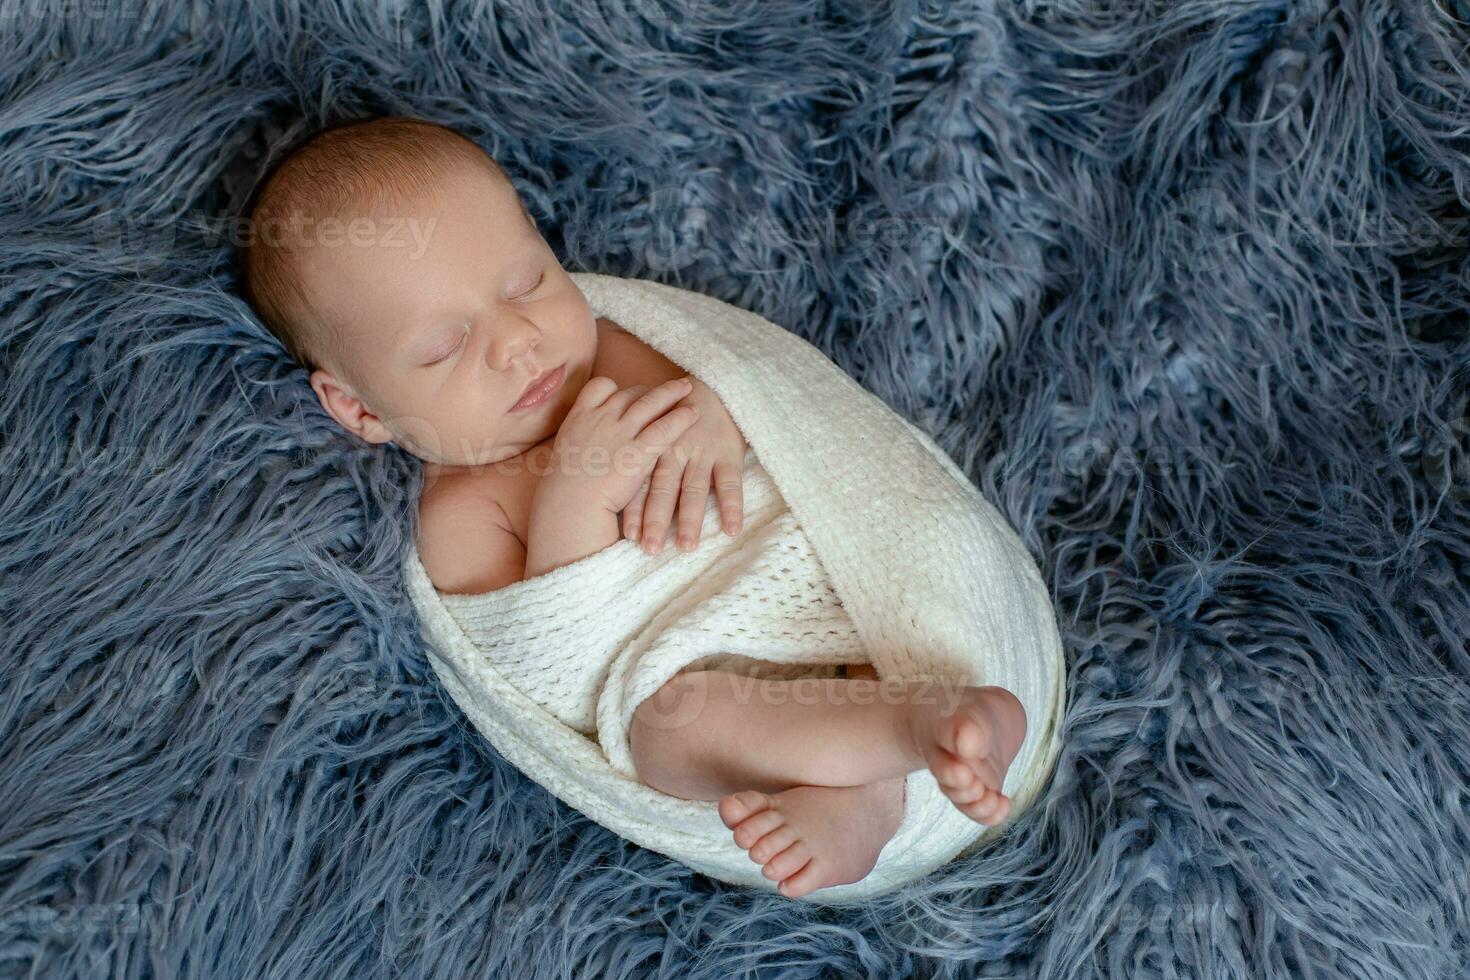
[3,1,1469,976]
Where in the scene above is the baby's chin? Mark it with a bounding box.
[479,411,567,468]
[436,366,585,469]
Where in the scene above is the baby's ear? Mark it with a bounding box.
[309,368,394,445]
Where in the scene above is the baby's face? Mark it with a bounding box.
[300,163,597,472]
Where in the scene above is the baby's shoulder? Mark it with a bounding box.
[416,469,523,594]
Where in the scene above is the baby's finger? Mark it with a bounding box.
[639,453,684,554]
[574,375,623,409]
[675,456,713,552]
[623,477,649,541]
[633,402,700,455]
[622,376,694,424]
[712,458,744,535]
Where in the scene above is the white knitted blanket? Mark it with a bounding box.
[403,272,1067,903]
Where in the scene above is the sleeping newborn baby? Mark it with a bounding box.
[238,116,1029,898]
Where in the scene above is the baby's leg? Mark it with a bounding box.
[628,665,1027,823]
[714,664,908,897]
[628,664,1027,897]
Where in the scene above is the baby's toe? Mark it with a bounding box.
[762,842,810,881]
[749,825,800,865]
[777,857,825,898]
[732,807,786,850]
[960,788,1011,825]
[719,790,772,830]
[957,798,993,825]
[968,755,1003,795]
[931,748,979,792]
[944,777,989,805]
[945,710,993,761]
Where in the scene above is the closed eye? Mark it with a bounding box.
[422,270,543,367]
[426,328,467,366]
[516,270,545,298]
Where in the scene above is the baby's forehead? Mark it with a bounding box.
[372,164,534,238]
[285,153,535,276]
[352,161,493,219]
[295,175,534,314]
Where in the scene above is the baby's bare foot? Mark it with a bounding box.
[718,779,903,898]
[907,684,1027,825]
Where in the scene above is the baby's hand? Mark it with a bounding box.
[622,377,749,554]
[545,376,701,515]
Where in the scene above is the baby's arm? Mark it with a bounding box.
[417,486,526,595]
[523,476,620,579]
[593,321,747,551]
[523,374,699,579]
[419,473,616,592]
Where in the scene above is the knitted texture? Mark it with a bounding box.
[437,444,855,745]
[403,272,1068,902]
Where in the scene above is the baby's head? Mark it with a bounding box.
[238,116,597,475]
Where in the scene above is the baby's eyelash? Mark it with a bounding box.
[425,276,540,366]
[518,270,545,297]
[429,327,468,365]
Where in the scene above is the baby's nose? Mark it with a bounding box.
[490,325,538,369]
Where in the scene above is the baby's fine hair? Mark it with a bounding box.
[236,116,514,373]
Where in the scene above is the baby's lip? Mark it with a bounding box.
[511,363,565,411]
[516,367,551,403]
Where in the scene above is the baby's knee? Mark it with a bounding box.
[633,671,713,730]
[629,672,714,777]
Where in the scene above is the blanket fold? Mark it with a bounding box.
[403,272,1067,902]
